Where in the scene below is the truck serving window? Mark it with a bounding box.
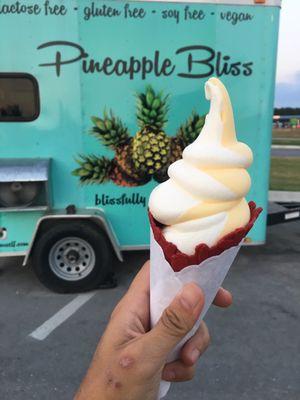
[0,74,40,122]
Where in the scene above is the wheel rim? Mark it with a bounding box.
[49,237,96,281]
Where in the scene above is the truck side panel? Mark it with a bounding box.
[0,1,280,253]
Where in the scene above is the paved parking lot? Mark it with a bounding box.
[0,221,300,400]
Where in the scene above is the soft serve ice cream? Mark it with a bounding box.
[149,77,253,255]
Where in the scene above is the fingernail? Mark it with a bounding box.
[164,370,176,381]
[179,285,201,311]
[190,349,200,363]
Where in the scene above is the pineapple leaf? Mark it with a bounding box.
[136,85,169,130]
[150,110,157,118]
[152,98,161,110]
[93,117,106,131]
[90,110,130,149]
[72,154,114,184]
[146,88,154,107]
[104,119,113,130]
[176,112,205,146]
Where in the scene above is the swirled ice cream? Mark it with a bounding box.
[149,77,253,255]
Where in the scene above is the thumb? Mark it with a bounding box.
[145,283,205,359]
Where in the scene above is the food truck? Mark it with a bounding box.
[0,0,288,292]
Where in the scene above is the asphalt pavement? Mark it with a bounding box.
[271,147,300,157]
[0,221,300,400]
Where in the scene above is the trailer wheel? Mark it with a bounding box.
[32,221,115,293]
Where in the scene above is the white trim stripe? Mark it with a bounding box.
[272,145,300,150]
[0,251,27,257]
[121,245,150,250]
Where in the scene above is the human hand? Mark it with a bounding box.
[75,260,232,400]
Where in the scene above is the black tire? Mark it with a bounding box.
[32,221,114,293]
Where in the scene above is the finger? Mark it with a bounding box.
[162,360,196,382]
[213,287,233,308]
[180,321,210,366]
[142,283,205,360]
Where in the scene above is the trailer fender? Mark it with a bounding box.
[23,209,123,266]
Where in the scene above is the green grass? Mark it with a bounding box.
[273,128,300,139]
[272,138,300,146]
[270,157,300,191]
[272,128,300,145]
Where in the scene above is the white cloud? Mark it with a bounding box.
[276,0,300,83]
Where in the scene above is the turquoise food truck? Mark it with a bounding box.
[0,0,283,292]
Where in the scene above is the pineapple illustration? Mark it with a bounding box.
[89,111,149,185]
[132,86,170,175]
[73,155,144,187]
[153,112,205,182]
[73,86,205,187]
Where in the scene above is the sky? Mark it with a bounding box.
[274,0,300,107]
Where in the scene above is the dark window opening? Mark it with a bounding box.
[0,73,40,122]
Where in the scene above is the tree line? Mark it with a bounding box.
[274,108,300,115]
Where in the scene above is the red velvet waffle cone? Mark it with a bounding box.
[149,201,262,272]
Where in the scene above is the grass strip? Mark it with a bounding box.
[270,157,300,191]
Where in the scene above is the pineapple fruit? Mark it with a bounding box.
[73,155,144,187]
[73,86,205,187]
[87,110,149,186]
[132,86,170,175]
[153,112,205,182]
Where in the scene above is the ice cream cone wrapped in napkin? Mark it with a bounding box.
[148,77,262,399]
